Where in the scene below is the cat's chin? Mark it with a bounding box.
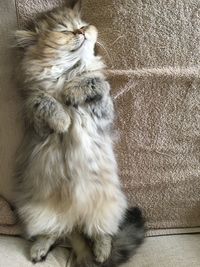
[71,38,86,52]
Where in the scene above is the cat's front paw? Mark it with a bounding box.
[83,78,102,103]
[64,87,86,107]
[48,112,71,133]
[85,78,109,103]
[63,77,109,106]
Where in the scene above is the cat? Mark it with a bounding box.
[14,0,145,266]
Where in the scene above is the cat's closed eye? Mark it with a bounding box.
[56,24,69,32]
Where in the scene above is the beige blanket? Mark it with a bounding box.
[0,198,21,235]
[0,0,200,236]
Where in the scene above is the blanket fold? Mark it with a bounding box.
[0,197,21,235]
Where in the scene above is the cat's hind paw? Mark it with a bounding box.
[93,235,112,263]
[30,243,49,263]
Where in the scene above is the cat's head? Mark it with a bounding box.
[15,0,99,79]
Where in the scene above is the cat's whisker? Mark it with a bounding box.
[96,41,114,68]
[111,35,124,46]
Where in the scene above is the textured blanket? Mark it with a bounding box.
[0,0,200,236]
[0,198,21,235]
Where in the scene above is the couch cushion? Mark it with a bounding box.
[127,234,200,267]
[0,236,70,267]
[0,0,23,200]
[5,0,200,235]
[0,235,200,267]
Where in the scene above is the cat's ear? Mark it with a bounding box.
[72,0,82,14]
[15,30,37,48]
[65,0,82,13]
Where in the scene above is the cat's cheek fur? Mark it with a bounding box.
[85,25,98,43]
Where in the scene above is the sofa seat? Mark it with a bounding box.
[0,234,200,267]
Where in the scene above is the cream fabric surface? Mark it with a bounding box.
[0,0,24,236]
[0,234,200,267]
[0,198,21,235]
[13,0,200,234]
[0,0,200,236]
[0,236,70,267]
[0,0,23,200]
[128,234,200,267]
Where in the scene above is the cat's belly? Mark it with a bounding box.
[19,109,127,238]
[64,107,116,180]
[21,179,127,238]
[60,108,127,236]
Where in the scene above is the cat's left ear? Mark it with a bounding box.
[66,0,82,13]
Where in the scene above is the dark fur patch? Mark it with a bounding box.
[32,254,47,264]
[86,94,102,103]
[125,207,145,228]
[66,0,81,9]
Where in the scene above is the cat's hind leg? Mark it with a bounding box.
[68,232,92,265]
[93,234,112,263]
[30,235,57,263]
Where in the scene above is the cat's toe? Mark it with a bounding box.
[94,246,110,263]
[87,78,100,89]
[30,245,49,263]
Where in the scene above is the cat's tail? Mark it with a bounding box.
[73,207,145,267]
[102,207,145,267]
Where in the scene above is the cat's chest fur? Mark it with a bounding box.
[62,105,114,180]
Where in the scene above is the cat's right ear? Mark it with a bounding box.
[15,30,37,48]
[65,0,82,13]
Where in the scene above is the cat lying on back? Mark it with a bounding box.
[14,0,144,266]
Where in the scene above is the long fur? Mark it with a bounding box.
[14,1,144,266]
[72,207,145,267]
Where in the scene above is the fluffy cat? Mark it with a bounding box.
[14,0,145,266]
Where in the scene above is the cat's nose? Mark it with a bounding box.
[73,27,85,36]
